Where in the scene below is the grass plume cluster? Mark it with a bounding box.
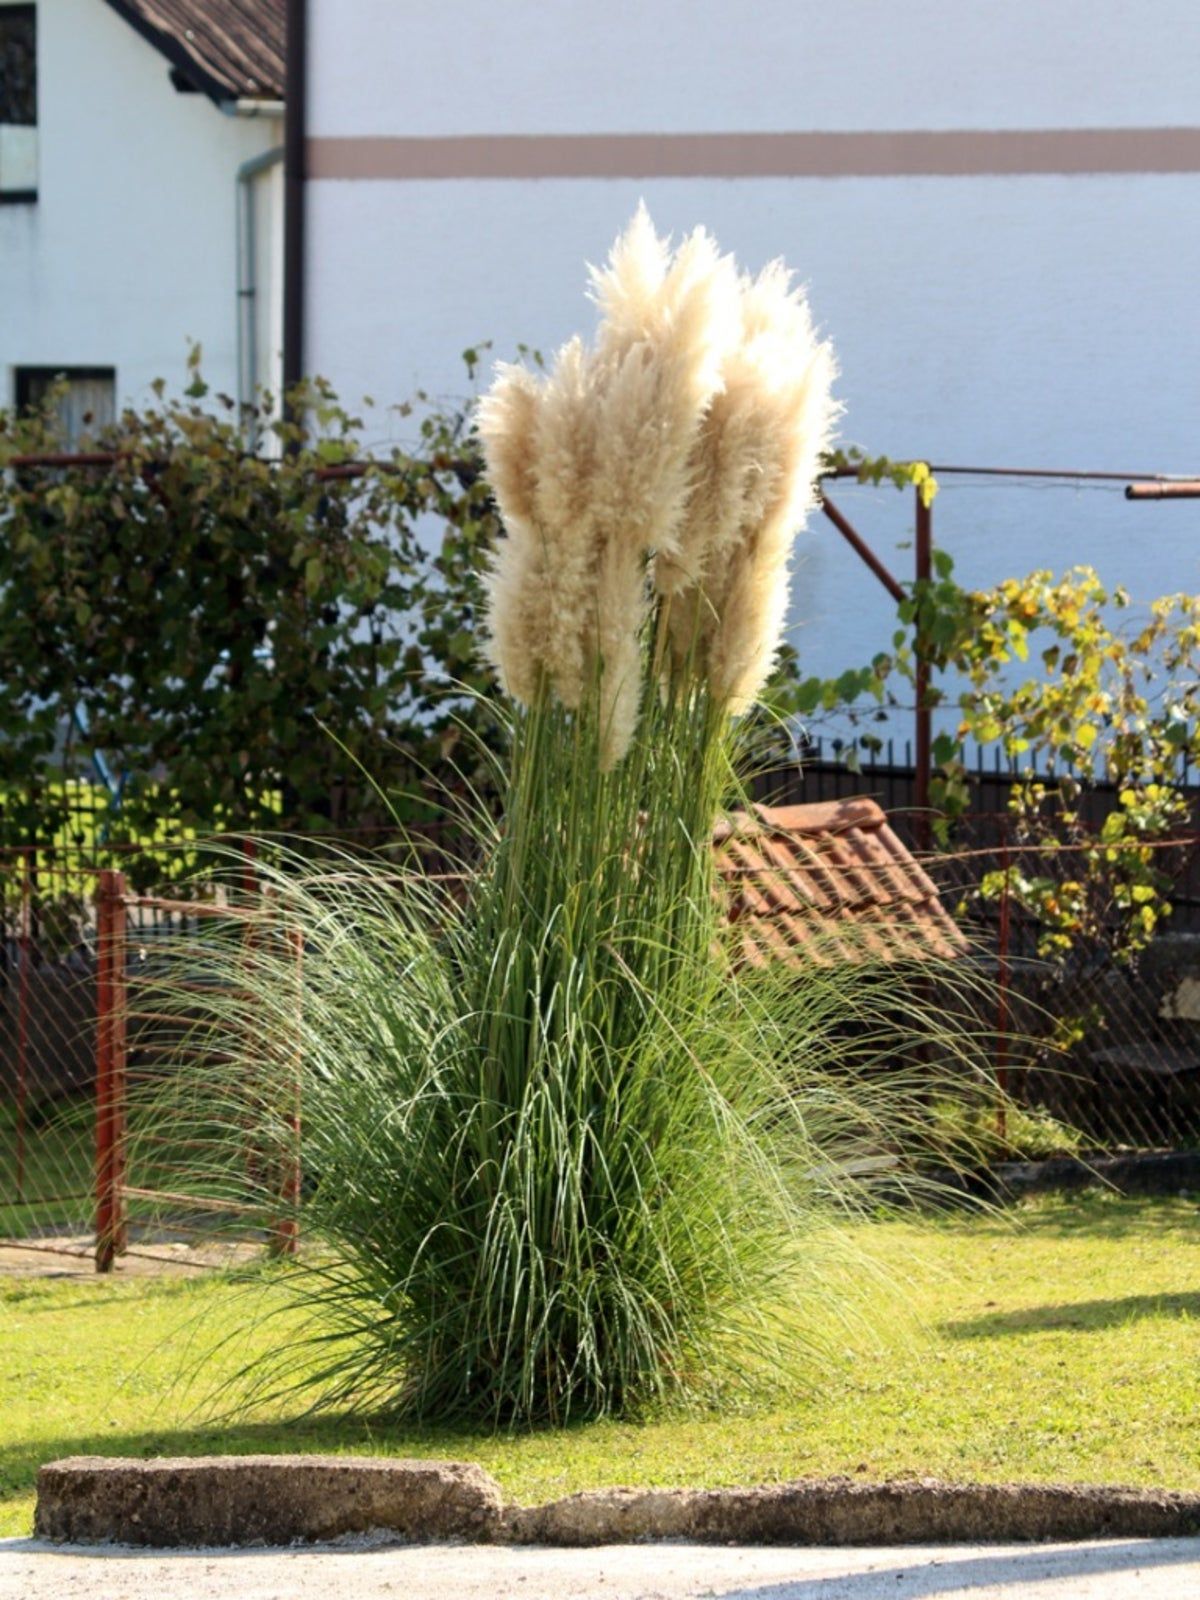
[132,212,996,1427]
[480,206,838,761]
[135,805,997,1426]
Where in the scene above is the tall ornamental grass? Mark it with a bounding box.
[139,211,996,1424]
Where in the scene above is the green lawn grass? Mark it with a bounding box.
[1,1091,263,1241]
[2,1189,1198,1537]
[0,1098,94,1239]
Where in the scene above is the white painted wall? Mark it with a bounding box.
[309,0,1200,137]
[0,0,283,411]
[305,0,1200,689]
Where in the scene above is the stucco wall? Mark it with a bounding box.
[304,169,1196,678]
[308,0,1200,137]
[0,0,281,409]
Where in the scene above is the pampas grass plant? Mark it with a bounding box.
[135,211,996,1426]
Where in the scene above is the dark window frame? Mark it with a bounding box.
[0,4,37,125]
[0,3,37,202]
[15,366,117,447]
[15,366,116,409]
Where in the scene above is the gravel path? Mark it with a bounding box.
[0,1235,261,1277]
[3,1536,1199,1599]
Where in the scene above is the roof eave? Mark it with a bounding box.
[101,0,284,107]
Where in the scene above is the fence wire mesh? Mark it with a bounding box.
[0,852,298,1271]
[4,815,1200,1272]
[926,820,1200,1153]
[0,853,98,1254]
[111,878,301,1271]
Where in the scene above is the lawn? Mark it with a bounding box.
[0,1098,94,1240]
[1,1190,1198,1537]
[0,1095,230,1241]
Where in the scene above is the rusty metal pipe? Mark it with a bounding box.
[819,492,906,604]
[1125,481,1200,500]
[820,463,1185,484]
[8,451,121,469]
[913,489,933,852]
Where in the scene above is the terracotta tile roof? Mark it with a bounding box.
[713,796,966,967]
[103,0,285,103]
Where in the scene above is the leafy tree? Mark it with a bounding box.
[0,356,503,878]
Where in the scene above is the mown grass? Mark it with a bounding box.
[0,1094,234,1241]
[2,1189,1198,1536]
[0,1098,94,1239]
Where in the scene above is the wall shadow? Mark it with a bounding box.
[711,1536,1200,1598]
[925,1190,1199,1244]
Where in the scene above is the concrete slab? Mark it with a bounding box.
[34,1458,1200,1549]
[36,1455,504,1546]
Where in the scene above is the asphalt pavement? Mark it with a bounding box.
[3,1535,1199,1599]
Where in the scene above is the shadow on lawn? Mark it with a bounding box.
[942,1289,1200,1339]
[933,1191,1200,1244]
[0,1274,224,1312]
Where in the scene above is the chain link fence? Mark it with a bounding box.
[927,821,1200,1153]
[0,853,98,1256]
[0,851,296,1272]
[4,817,1200,1272]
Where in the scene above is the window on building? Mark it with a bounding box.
[16,368,116,448]
[0,4,37,200]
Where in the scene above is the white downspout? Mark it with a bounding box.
[236,145,284,442]
[226,99,285,119]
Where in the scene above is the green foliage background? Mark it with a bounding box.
[0,356,502,874]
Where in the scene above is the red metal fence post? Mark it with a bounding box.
[112,874,129,1260]
[14,850,31,1204]
[240,835,258,901]
[913,485,933,853]
[995,820,1012,1143]
[95,869,128,1272]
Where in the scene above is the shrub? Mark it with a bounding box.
[0,358,503,868]
[143,212,996,1425]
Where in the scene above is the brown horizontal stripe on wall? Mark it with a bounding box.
[307,127,1200,182]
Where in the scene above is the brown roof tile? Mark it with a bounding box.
[714,796,965,967]
[104,0,285,103]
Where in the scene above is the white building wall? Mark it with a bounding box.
[308,0,1200,137]
[0,0,282,411]
[304,0,1200,685]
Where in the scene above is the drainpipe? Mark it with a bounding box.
[236,144,284,439]
[223,99,285,119]
[283,0,308,417]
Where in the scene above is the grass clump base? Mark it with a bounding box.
[135,685,999,1429]
[125,209,1005,1428]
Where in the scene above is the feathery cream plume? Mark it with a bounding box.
[474,362,546,706]
[479,209,837,756]
[479,205,737,763]
[661,261,839,711]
